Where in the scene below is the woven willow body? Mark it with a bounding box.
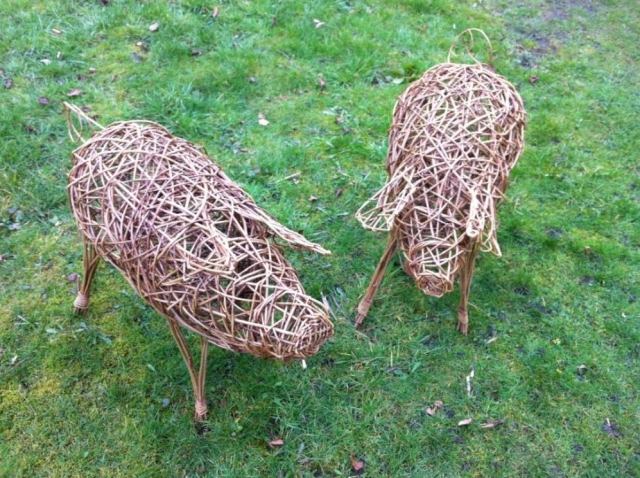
[69,121,333,359]
[356,61,526,333]
[67,118,333,419]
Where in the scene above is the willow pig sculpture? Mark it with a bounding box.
[65,105,333,421]
[355,31,526,334]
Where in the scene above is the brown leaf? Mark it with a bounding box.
[350,455,365,474]
[3,78,13,89]
[212,6,219,18]
[480,419,504,429]
[67,273,79,283]
[529,75,539,85]
[457,418,473,427]
[67,88,83,97]
[426,399,444,416]
[149,22,160,32]
[268,438,284,448]
[38,96,50,106]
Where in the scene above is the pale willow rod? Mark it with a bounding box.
[65,104,333,421]
[355,29,526,334]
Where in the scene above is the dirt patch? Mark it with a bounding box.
[489,0,601,67]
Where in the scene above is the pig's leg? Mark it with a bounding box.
[355,235,398,327]
[457,242,480,335]
[74,240,101,314]
[167,320,209,422]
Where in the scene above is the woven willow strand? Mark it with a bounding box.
[355,30,526,334]
[66,105,333,420]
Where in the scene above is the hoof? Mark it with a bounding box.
[457,310,469,335]
[194,399,208,422]
[73,293,89,314]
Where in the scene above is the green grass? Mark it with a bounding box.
[1,0,639,476]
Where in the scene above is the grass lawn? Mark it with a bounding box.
[1,0,639,476]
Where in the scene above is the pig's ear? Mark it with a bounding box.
[356,167,417,232]
[257,216,331,255]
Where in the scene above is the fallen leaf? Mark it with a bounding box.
[3,78,13,89]
[313,18,325,28]
[458,418,473,427]
[602,419,621,438]
[480,419,504,429]
[426,400,444,416]
[258,113,269,126]
[529,75,539,85]
[466,368,474,397]
[268,438,284,448]
[318,74,326,90]
[350,455,365,474]
[67,273,79,282]
[212,6,219,18]
[67,88,83,97]
[149,22,160,32]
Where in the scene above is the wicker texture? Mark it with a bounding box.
[355,40,526,333]
[68,120,333,360]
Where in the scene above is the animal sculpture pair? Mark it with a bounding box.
[66,31,525,422]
